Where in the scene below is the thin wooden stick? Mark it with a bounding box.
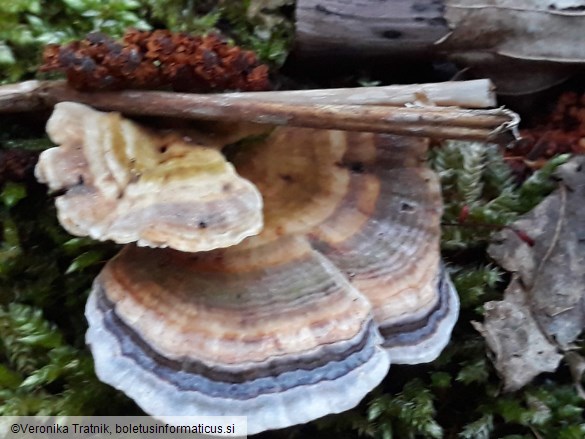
[0,79,497,110]
[0,81,45,112]
[0,80,518,143]
[196,79,497,108]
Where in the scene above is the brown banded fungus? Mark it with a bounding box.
[37,104,459,434]
[86,238,390,434]
[35,102,263,252]
[228,128,459,364]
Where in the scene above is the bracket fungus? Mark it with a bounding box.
[227,128,460,364]
[86,238,390,433]
[37,104,459,434]
[36,102,263,252]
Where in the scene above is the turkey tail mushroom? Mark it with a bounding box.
[85,238,390,435]
[37,104,460,434]
[230,128,460,364]
[307,133,460,364]
[35,102,263,252]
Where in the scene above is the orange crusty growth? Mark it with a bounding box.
[40,29,271,92]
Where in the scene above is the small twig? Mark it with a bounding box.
[0,81,45,112]
[0,80,519,143]
[529,425,545,439]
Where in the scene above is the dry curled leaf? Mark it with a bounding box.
[442,1,585,63]
[485,156,585,390]
[439,1,585,94]
[472,278,563,391]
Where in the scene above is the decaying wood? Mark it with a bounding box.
[296,0,585,94]
[296,0,448,58]
[440,0,585,63]
[0,81,45,112]
[0,80,518,143]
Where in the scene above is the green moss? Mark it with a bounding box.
[429,141,569,251]
[218,0,294,66]
[139,0,221,34]
[0,149,131,415]
[0,0,294,84]
[0,0,151,83]
[0,304,133,415]
[140,0,295,66]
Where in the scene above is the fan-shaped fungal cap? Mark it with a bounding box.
[85,126,459,434]
[308,133,459,364]
[86,238,390,435]
[35,102,263,252]
[230,129,460,363]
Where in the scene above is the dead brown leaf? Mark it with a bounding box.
[439,1,585,94]
[472,278,563,391]
[442,1,585,63]
[484,156,585,391]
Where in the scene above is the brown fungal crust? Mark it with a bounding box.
[41,30,271,92]
[35,102,263,251]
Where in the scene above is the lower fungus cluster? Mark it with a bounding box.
[40,29,271,92]
[36,103,459,435]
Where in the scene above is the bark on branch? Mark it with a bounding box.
[0,80,518,143]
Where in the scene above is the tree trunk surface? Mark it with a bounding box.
[295,0,448,58]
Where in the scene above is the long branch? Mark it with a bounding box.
[0,80,518,143]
